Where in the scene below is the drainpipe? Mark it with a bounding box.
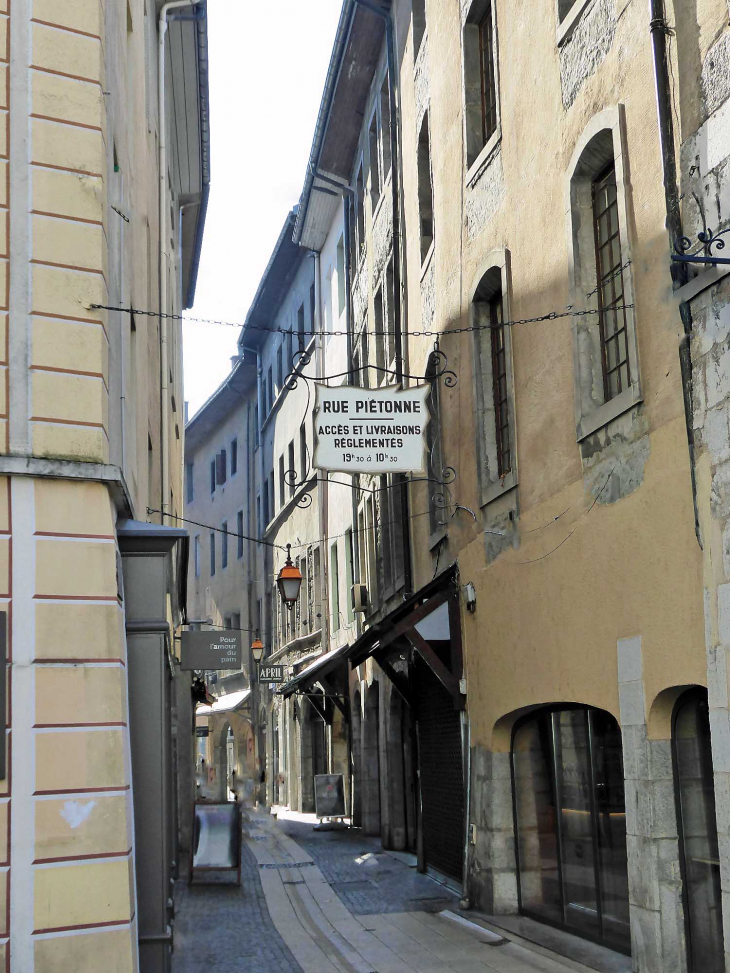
[649,0,684,284]
[352,0,413,595]
[342,195,362,620]
[649,2,701,545]
[314,251,331,653]
[158,0,196,520]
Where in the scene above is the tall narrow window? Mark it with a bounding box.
[345,529,354,623]
[463,0,501,167]
[489,293,511,476]
[185,462,194,503]
[336,236,346,317]
[288,441,295,497]
[330,542,340,632]
[230,438,238,476]
[379,77,392,179]
[278,455,285,508]
[593,163,629,402]
[277,345,283,393]
[194,535,201,578]
[356,165,365,255]
[300,422,307,482]
[472,259,517,505]
[210,532,216,576]
[221,521,228,569]
[417,113,434,263]
[369,113,380,208]
[237,510,244,559]
[297,303,306,351]
[374,287,385,376]
[267,366,273,411]
[479,5,497,145]
[210,459,216,494]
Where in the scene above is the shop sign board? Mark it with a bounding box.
[313,384,430,474]
[195,725,209,738]
[259,664,284,683]
[314,774,346,818]
[181,631,241,671]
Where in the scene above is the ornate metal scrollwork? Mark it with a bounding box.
[674,227,730,265]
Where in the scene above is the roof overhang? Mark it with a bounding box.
[278,642,352,701]
[185,357,257,450]
[294,1,387,252]
[237,208,304,352]
[166,1,211,308]
[196,688,251,716]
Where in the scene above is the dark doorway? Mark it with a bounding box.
[311,711,327,778]
[674,688,724,973]
[511,706,630,953]
[413,654,465,883]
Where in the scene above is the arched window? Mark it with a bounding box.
[512,705,630,952]
[471,250,517,506]
[673,688,724,972]
[567,107,640,442]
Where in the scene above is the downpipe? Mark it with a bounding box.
[158,0,196,519]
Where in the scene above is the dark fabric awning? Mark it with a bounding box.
[277,643,351,721]
[347,565,464,709]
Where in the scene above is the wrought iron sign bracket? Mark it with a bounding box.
[673,228,730,266]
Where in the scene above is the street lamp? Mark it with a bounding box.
[251,634,264,664]
[277,544,302,610]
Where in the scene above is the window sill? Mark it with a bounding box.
[480,471,517,508]
[576,382,642,442]
[420,241,435,282]
[465,128,502,188]
[556,0,595,46]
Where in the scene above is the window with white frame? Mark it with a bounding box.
[567,107,639,441]
[463,0,500,170]
[471,251,518,506]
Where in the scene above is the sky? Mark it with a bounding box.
[183,0,344,420]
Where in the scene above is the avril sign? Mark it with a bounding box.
[313,384,430,475]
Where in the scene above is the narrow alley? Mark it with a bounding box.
[172,810,629,973]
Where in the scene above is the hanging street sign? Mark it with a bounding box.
[313,383,431,475]
[259,664,284,683]
[181,631,242,671]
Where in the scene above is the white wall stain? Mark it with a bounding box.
[60,800,96,830]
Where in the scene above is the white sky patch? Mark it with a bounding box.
[183,0,343,419]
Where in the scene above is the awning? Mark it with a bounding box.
[196,689,250,716]
[347,565,464,709]
[278,643,351,722]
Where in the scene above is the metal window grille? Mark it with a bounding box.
[479,5,498,146]
[490,293,511,476]
[592,163,630,401]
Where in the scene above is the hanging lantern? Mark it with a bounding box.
[276,544,302,610]
[251,634,264,664]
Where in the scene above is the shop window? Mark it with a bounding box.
[567,108,639,441]
[471,253,517,505]
[417,112,434,264]
[673,688,724,973]
[463,0,500,169]
[512,705,630,952]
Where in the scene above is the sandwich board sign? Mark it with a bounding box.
[313,384,430,475]
[181,631,242,671]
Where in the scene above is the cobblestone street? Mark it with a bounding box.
[172,808,624,973]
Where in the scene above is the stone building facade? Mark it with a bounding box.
[0,2,210,971]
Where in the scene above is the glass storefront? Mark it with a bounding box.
[512,706,630,952]
[674,689,725,973]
